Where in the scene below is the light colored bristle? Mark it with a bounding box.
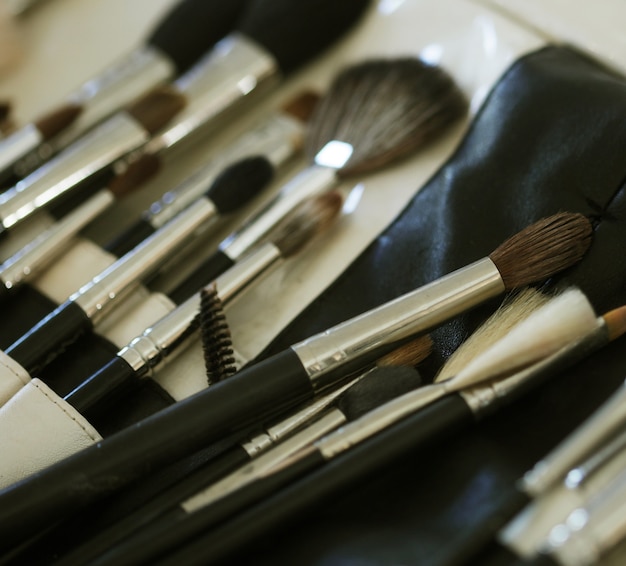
[305,58,467,177]
[108,153,161,198]
[282,91,320,124]
[126,85,186,135]
[272,191,343,257]
[377,335,433,368]
[602,305,626,342]
[489,212,593,290]
[435,287,550,382]
[444,287,598,392]
[35,103,83,140]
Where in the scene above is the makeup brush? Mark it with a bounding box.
[0,0,247,185]
[5,156,274,377]
[169,56,468,303]
[65,191,344,420]
[53,336,431,566]
[0,212,592,551]
[104,90,319,257]
[153,291,626,566]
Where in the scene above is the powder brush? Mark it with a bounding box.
[104,90,319,257]
[52,337,430,566]
[169,56,468,303]
[0,212,592,551]
[0,0,247,185]
[5,156,274,377]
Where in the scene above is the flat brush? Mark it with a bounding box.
[105,90,319,257]
[0,0,247,184]
[0,213,591,550]
[5,156,274,377]
[65,192,343,420]
[154,292,626,566]
[169,56,468,303]
[57,336,431,566]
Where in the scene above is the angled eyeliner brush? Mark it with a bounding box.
[0,213,592,551]
[55,337,431,566]
[5,156,274,377]
[104,90,319,257]
[169,56,468,303]
[0,0,247,185]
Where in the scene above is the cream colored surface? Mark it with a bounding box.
[0,348,29,406]
[0,378,102,488]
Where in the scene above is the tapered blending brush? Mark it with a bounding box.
[169,56,468,303]
[53,337,431,566]
[0,0,247,185]
[64,192,344,420]
[104,90,319,257]
[0,213,592,550]
[5,156,274,377]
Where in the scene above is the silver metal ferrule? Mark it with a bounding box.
[72,198,217,323]
[144,33,279,156]
[293,257,505,394]
[221,164,338,261]
[118,241,283,377]
[0,112,150,229]
[181,409,346,514]
[0,124,42,177]
[146,111,306,230]
[0,189,114,289]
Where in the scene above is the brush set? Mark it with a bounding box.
[1,1,626,565]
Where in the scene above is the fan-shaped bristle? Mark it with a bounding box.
[272,191,343,258]
[127,85,186,135]
[489,212,593,290]
[237,0,370,75]
[305,58,467,176]
[35,104,83,140]
[108,153,162,198]
[199,285,236,385]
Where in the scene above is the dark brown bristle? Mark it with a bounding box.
[305,58,467,177]
[108,153,162,198]
[199,285,237,386]
[376,335,433,368]
[34,103,83,140]
[281,91,321,124]
[489,212,593,290]
[272,191,343,258]
[126,85,186,135]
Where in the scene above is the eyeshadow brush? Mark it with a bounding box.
[0,0,247,185]
[104,90,319,257]
[5,156,274,376]
[168,56,468,303]
[53,336,430,566]
[0,212,592,551]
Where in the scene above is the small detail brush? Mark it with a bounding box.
[0,0,247,184]
[5,156,274,376]
[0,212,592,552]
[105,90,319,257]
[168,56,467,303]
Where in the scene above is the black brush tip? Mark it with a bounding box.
[337,365,422,420]
[237,0,371,75]
[206,155,274,214]
[148,0,249,74]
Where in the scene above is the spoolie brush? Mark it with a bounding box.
[0,213,591,552]
[168,56,468,303]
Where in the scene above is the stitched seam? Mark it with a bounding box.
[0,357,30,387]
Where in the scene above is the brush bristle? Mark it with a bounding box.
[126,85,186,135]
[336,365,422,420]
[305,58,467,176]
[281,91,321,124]
[489,212,593,290]
[272,191,343,258]
[236,0,370,75]
[34,103,83,140]
[602,304,626,342]
[108,153,162,198]
[376,335,433,368]
[206,156,274,214]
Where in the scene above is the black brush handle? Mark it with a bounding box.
[104,218,156,257]
[64,356,141,419]
[5,300,92,375]
[168,249,234,304]
[59,444,251,566]
[0,283,10,303]
[0,348,312,553]
[512,555,559,566]
[155,395,474,566]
